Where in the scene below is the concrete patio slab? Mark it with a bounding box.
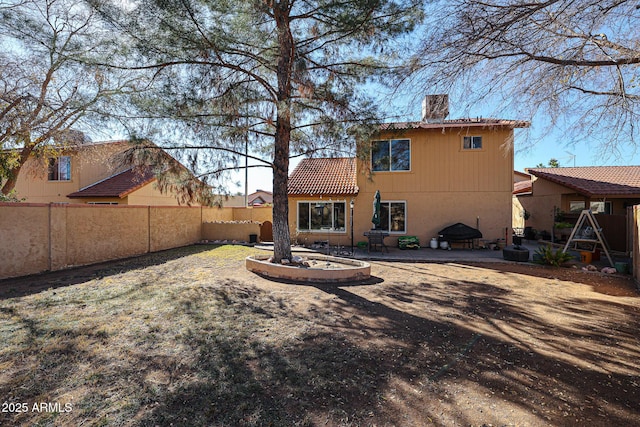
[350,243,540,263]
[257,241,542,263]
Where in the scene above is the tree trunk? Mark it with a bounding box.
[1,145,33,196]
[272,2,293,262]
[272,149,291,262]
[1,173,19,196]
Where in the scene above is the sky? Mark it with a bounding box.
[231,94,640,196]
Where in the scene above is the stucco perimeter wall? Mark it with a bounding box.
[0,204,51,278]
[149,206,202,252]
[202,223,261,242]
[201,207,272,242]
[202,206,234,222]
[0,203,274,280]
[58,205,150,269]
[200,206,272,224]
[231,207,273,223]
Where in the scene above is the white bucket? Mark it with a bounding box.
[439,241,449,249]
[430,238,438,249]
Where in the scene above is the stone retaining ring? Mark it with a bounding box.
[246,254,371,283]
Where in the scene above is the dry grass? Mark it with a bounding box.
[1,246,312,426]
[0,245,639,426]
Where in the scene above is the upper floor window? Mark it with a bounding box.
[48,156,71,181]
[463,136,482,150]
[371,139,410,171]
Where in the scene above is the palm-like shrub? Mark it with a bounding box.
[534,246,574,267]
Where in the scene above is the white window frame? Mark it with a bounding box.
[462,136,483,150]
[371,139,411,172]
[569,201,586,212]
[48,156,71,181]
[379,200,407,234]
[297,200,347,233]
[590,201,612,214]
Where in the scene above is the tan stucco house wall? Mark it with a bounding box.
[354,127,515,247]
[288,121,523,248]
[12,141,127,203]
[10,141,199,206]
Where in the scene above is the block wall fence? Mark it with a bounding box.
[2,202,639,285]
[0,203,272,280]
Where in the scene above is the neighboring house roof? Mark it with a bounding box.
[513,180,532,195]
[288,157,358,196]
[249,190,273,205]
[67,167,156,199]
[528,166,640,197]
[514,170,531,182]
[381,118,530,131]
[219,191,273,207]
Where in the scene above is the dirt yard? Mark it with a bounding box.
[0,245,638,426]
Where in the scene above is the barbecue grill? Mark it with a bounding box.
[438,223,482,249]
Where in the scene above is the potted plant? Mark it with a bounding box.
[554,221,574,240]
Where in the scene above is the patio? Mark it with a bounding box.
[255,240,632,272]
[351,242,541,263]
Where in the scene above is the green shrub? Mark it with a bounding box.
[534,245,573,267]
[0,190,22,202]
[554,222,574,229]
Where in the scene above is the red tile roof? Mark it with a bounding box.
[288,158,358,196]
[514,170,532,181]
[381,118,530,131]
[67,167,156,199]
[513,180,532,195]
[528,166,640,197]
[249,190,273,205]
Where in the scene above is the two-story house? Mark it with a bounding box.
[9,140,205,205]
[288,96,529,248]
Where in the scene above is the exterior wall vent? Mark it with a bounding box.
[421,94,449,123]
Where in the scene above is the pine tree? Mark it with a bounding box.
[90,0,424,262]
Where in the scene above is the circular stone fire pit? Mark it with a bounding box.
[246,254,370,283]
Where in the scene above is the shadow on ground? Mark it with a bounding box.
[0,245,217,300]
[1,248,638,426]
[137,277,640,426]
